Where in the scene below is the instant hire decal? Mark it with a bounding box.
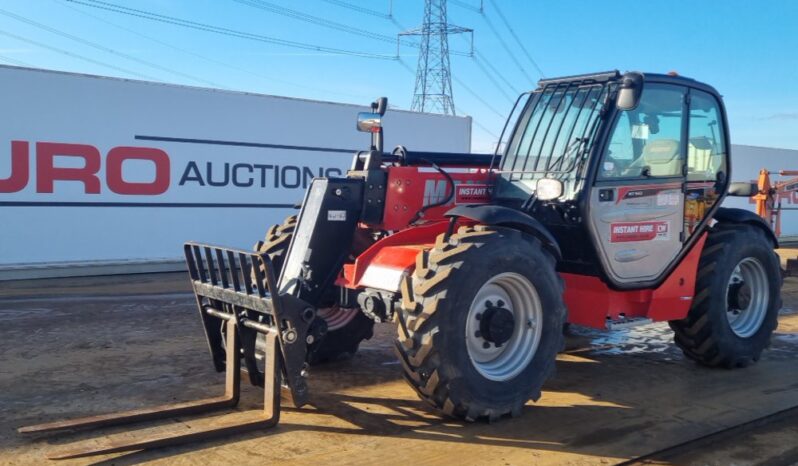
[610,221,670,243]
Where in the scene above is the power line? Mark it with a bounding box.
[470,54,514,103]
[371,1,509,112]
[400,0,471,115]
[6,0,502,147]
[486,0,544,77]
[0,7,222,87]
[0,29,155,79]
[398,56,504,120]
[452,31,519,100]
[233,0,437,54]
[451,31,518,103]
[55,0,372,100]
[449,0,482,13]
[0,53,33,67]
[233,0,403,47]
[475,8,534,83]
[452,75,505,119]
[397,58,499,140]
[232,0,444,55]
[71,0,500,145]
[449,0,541,82]
[369,5,505,140]
[320,0,392,19]
[233,0,481,58]
[474,49,518,94]
[66,0,397,60]
[468,115,499,139]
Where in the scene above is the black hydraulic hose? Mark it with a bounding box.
[408,158,455,225]
[520,193,538,212]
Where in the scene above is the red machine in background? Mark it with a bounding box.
[750,168,798,237]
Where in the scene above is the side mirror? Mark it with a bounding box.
[728,182,757,197]
[356,112,382,133]
[617,72,644,111]
[357,97,388,153]
[374,96,388,116]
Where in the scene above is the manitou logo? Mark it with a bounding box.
[423,179,448,206]
[0,141,170,195]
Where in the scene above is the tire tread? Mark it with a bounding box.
[670,223,781,368]
[395,226,565,421]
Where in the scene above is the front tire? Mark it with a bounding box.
[669,223,782,368]
[396,225,565,421]
[255,215,374,365]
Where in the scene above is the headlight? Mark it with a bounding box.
[536,178,563,201]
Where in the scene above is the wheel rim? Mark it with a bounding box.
[317,305,358,331]
[465,272,543,382]
[725,257,769,338]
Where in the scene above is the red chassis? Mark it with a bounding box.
[335,164,705,330]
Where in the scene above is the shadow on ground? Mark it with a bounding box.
[1,274,797,464]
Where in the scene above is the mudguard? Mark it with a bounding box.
[445,204,562,260]
[713,207,778,247]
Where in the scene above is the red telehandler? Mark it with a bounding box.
[21,71,782,459]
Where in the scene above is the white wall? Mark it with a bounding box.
[725,144,798,236]
[0,66,471,274]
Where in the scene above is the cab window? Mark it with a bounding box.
[599,84,686,180]
[688,90,727,182]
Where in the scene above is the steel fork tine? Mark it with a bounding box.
[19,243,288,460]
[43,331,281,461]
[18,319,242,436]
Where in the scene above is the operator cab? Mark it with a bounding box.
[493,71,731,289]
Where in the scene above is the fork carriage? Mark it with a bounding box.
[19,243,310,459]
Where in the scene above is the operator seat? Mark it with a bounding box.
[687,136,722,181]
[625,139,682,177]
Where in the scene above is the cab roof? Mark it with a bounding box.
[535,70,722,99]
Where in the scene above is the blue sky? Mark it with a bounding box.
[1,0,796,153]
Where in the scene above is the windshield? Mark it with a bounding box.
[496,80,614,200]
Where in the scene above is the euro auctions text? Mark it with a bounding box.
[0,140,343,195]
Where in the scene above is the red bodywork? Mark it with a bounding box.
[376,166,493,231]
[562,233,707,328]
[337,165,706,330]
[339,221,452,291]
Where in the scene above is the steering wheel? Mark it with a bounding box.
[601,151,625,177]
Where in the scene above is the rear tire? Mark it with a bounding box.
[669,223,782,368]
[255,215,374,365]
[396,225,565,421]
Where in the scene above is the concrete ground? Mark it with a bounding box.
[1,262,797,465]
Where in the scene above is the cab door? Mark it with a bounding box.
[684,89,728,238]
[587,84,688,285]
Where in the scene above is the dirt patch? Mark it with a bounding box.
[1,275,797,465]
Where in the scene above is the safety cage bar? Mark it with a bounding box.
[492,72,620,181]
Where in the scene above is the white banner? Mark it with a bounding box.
[0,66,471,266]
